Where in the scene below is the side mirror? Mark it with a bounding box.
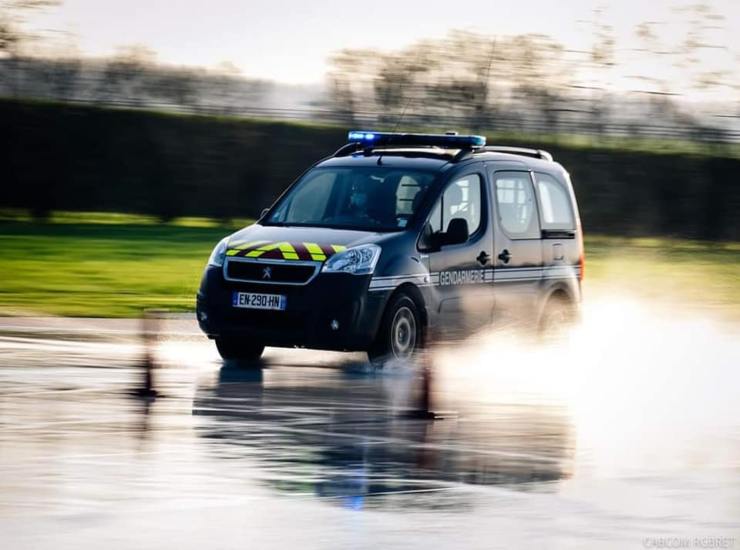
[443,218,469,246]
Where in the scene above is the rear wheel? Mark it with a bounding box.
[539,295,576,338]
[215,337,265,362]
[369,293,422,365]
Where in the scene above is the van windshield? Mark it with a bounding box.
[264,167,437,232]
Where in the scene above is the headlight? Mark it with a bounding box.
[207,237,229,267]
[321,244,381,275]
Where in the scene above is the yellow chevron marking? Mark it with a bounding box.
[226,240,268,256]
[230,241,345,260]
[303,242,326,261]
[246,243,278,258]
[245,241,299,260]
[278,242,299,260]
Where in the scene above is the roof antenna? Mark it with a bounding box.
[381,94,413,164]
[383,91,415,165]
[391,47,426,135]
[384,48,425,164]
[392,94,413,135]
[472,37,497,135]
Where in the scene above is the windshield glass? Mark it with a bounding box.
[265,167,437,231]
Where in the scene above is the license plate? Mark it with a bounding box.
[232,292,286,311]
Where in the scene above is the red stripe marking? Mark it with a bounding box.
[319,244,336,257]
[292,243,312,261]
[261,248,283,260]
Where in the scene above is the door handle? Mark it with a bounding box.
[497,249,512,264]
[476,251,490,266]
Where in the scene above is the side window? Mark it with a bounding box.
[493,171,539,239]
[428,174,483,236]
[534,173,575,230]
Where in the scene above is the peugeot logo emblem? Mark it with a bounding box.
[262,266,272,280]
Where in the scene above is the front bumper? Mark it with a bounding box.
[196,266,390,351]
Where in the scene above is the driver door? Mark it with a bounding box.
[425,173,494,340]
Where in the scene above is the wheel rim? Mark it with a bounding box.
[390,306,417,360]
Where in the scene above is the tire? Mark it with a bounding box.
[539,295,576,338]
[215,337,265,362]
[368,292,422,365]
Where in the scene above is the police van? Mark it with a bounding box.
[197,131,584,362]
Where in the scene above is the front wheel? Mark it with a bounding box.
[215,337,265,362]
[368,293,422,365]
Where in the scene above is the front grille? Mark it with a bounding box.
[225,259,318,284]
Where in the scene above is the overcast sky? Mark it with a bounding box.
[26,0,740,97]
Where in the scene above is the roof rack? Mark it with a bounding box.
[481,146,553,162]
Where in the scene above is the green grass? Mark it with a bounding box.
[584,235,740,316]
[0,215,250,317]
[0,213,738,318]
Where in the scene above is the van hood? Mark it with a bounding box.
[226,224,394,261]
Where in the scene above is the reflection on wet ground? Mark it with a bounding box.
[196,364,573,509]
[0,299,738,549]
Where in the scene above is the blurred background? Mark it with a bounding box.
[0,0,738,318]
[0,2,739,548]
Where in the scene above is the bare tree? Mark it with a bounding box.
[37,55,80,99]
[373,43,435,124]
[95,44,156,105]
[584,6,616,134]
[327,49,376,124]
[498,33,571,132]
[675,1,731,98]
[422,32,495,130]
[0,0,60,55]
[0,17,20,56]
[142,67,198,108]
[0,0,60,95]
[327,30,574,134]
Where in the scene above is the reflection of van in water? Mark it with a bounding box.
[194,366,575,507]
[197,131,584,363]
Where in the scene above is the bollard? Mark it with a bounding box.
[133,309,160,399]
[403,328,451,421]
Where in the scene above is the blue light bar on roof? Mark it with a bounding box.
[347,130,486,148]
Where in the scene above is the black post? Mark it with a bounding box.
[134,310,159,399]
[403,327,450,420]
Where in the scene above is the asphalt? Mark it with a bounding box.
[0,300,738,549]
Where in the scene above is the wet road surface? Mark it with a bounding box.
[0,300,738,549]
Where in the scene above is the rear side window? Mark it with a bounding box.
[534,173,575,230]
[493,171,539,239]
